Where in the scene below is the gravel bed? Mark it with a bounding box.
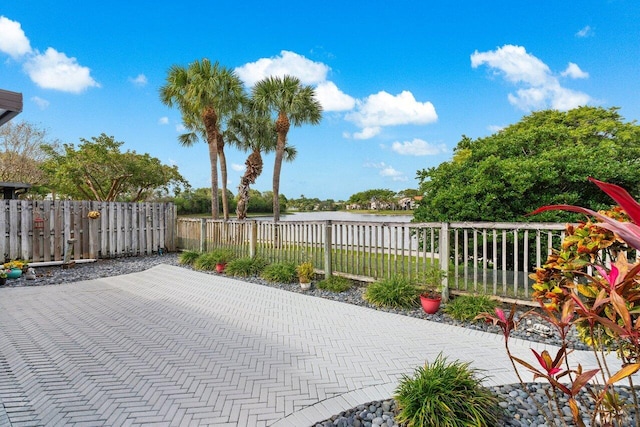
[3,255,638,427]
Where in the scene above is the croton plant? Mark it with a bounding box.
[479,178,640,427]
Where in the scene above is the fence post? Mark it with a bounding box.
[323,220,332,277]
[200,218,206,253]
[250,221,257,258]
[440,222,450,302]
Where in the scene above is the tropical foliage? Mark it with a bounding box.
[160,59,245,219]
[41,134,186,201]
[224,257,269,277]
[477,178,640,426]
[316,275,352,292]
[394,353,501,427]
[364,276,420,309]
[415,107,640,223]
[252,75,322,221]
[260,262,297,283]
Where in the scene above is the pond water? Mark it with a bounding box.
[252,211,413,223]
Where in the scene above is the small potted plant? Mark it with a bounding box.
[210,249,236,273]
[419,265,447,314]
[296,261,314,290]
[0,269,7,286]
[4,260,25,279]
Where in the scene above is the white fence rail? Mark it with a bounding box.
[177,218,567,301]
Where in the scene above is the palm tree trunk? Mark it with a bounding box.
[236,149,263,220]
[273,112,290,222]
[208,139,219,219]
[217,133,229,221]
[203,107,219,219]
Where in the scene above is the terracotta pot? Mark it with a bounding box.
[420,294,441,314]
[215,263,226,273]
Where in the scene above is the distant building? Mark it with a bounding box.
[398,195,423,210]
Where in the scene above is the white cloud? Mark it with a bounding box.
[158,117,169,125]
[391,138,447,156]
[236,51,438,140]
[345,91,437,139]
[0,17,98,93]
[31,96,49,110]
[576,25,593,38]
[471,44,591,111]
[364,161,407,181]
[315,81,355,112]
[561,62,589,79]
[129,73,148,86]
[176,124,186,132]
[23,47,99,93]
[380,166,408,182]
[353,127,381,140]
[363,161,386,169]
[487,125,505,133]
[0,16,32,59]
[471,45,551,86]
[231,163,244,172]
[235,50,329,87]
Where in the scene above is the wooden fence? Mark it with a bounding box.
[176,218,568,302]
[2,200,177,263]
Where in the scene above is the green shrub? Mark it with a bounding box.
[261,262,297,283]
[444,295,499,322]
[178,250,201,266]
[225,257,269,277]
[208,248,236,264]
[394,353,501,427]
[364,276,419,309]
[193,252,219,271]
[317,275,352,292]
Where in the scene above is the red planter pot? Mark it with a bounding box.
[420,294,442,314]
[216,263,226,273]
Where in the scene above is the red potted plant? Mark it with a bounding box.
[419,265,447,314]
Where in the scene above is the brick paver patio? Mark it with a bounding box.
[0,264,612,426]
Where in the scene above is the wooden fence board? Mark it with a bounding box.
[0,200,176,262]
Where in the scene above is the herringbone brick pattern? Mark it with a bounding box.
[0,265,611,426]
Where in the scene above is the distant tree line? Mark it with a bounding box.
[172,188,287,216]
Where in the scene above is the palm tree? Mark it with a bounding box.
[251,75,322,221]
[159,59,244,219]
[226,109,298,219]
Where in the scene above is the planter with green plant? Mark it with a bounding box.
[0,269,6,286]
[296,261,314,290]
[418,265,447,314]
[210,249,236,273]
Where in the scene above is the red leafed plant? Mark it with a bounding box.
[478,178,640,427]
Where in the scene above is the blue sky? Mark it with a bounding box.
[1,1,639,201]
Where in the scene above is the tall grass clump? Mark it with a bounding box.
[178,250,201,266]
[444,295,499,322]
[193,252,219,271]
[364,276,419,309]
[316,275,352,293]
[394,353,501,427]
[225,257,269,277]
[260,262,297,283]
